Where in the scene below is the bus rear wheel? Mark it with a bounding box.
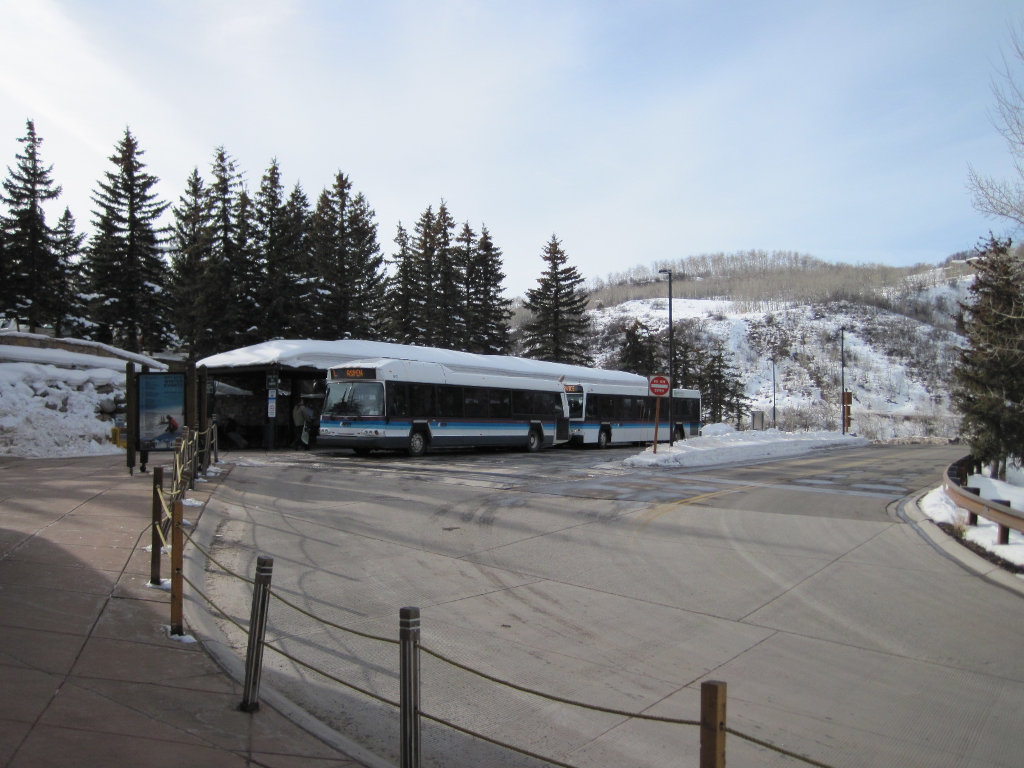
[526,428,542,452]
[407,431,428,457]
[597,429,610,449]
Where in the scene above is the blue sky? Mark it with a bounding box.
[1,0,1021,297]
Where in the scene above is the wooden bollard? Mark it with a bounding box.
[700,680,727,768]
[170,499,184,636]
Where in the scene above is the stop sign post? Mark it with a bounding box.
[649,375,671,452]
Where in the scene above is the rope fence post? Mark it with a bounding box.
[240,555,274,712]
[700,680,727,768]
[400,606,421,768]
[170,499,184,636]
[150,466,164,586]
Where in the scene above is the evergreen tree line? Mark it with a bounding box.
[952,235,1024,476]
[1,120,593,365]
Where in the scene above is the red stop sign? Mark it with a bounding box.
[649,375,671,396]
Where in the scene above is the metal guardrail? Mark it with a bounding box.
[943,456,1024,545]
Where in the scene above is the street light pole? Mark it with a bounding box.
[658,268,675,446]
[840,327,846,435]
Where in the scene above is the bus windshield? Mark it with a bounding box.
[324,381,385,418]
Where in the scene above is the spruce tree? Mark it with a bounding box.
[463,224,512,354]
[82,128,170,352]
[618,319,660,376]
[51,207,87,338]
[952,235,1024,473]
[343,191,388,339]
[429,201,462,348]
[387,222,418,344]
[308,174,387,340]
[252,159,291,337]
[1,119,62,331]
[280,183,312,337]
[204,147,250,351]
[169,169,214,359]
[521,235,593,365]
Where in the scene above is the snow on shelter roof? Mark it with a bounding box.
[197,339,647,386]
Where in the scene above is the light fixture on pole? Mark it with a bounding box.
[658,268,675,446]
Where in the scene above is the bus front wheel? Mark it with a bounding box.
[407,431,428,457]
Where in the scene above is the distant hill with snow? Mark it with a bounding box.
[580,261,968,441]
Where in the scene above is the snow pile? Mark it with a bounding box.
[0,361,125,458]
[918,482,1024,568]
[624,422,869,468]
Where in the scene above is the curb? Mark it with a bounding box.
[183,463,393,768]
[893,489,1024,599]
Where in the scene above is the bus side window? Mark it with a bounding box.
[489,389,511,418]
[465,386,488,418]
[438,385,463,418]
[408,384,434,417]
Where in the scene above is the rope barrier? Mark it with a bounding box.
[421,643,699,727]
[725,726,837,767]
[419,710,584,768]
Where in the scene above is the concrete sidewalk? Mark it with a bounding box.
[0,453,365,768]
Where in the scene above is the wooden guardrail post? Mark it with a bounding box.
[170,499,184,636]
[150,466,164,586]
[700,680,727,768]
[240,555,274,712]
[400,606,421,768]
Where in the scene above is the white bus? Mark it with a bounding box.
[563,383,703,447]
[318,358,570,456]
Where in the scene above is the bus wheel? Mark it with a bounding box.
[407,431,428,457]
[526,428,542,452]
[674,426,685,441]
[597,429,610,449]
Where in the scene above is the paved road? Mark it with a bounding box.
[190,442,1024,768]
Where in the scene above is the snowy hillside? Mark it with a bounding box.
[588,278,968,441]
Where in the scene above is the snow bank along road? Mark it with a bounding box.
[191,442,1023,768]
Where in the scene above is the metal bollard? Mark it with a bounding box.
[400,606,421,768]
[700,680,727,768]
[240,556,274,712]
[150,466,164,586]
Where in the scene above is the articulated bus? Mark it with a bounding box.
[563,383,703,447]
[318,358,570,456]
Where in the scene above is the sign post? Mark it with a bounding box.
[649,375,671,453]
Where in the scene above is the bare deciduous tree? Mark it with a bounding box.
[968,26,1024,228]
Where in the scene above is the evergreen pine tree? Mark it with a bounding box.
[463,224,512,354]
[169,169,214,359]
[521,235,593,365]
[82,128,170,352]
[952,235,1024,473]
[429,201,463,348]
[280,183,312,337]
[387,222,418,344]
[400,206,438,346]
[253,159,290,336]
[230,188,260,346]
[0,119,62,331]
[51,207,87,338]
[344,191,387,339]
[204,147,250,351]
[618,319,660,376]
[308,174,388,340]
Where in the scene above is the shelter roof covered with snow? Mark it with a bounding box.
[198,339,647,386]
